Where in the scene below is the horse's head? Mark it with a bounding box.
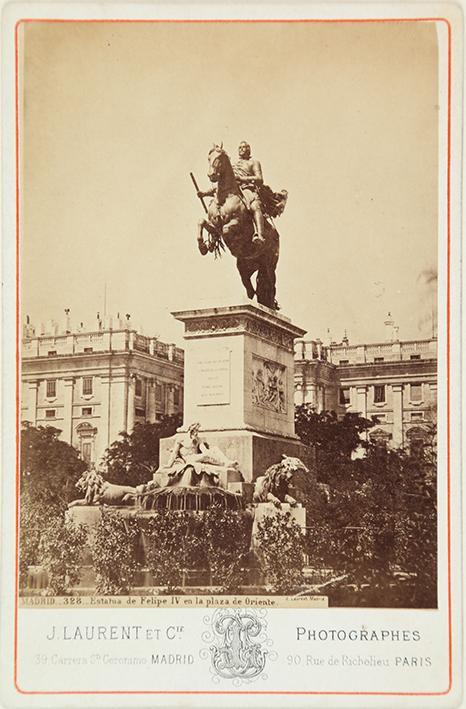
[207,143,231,183]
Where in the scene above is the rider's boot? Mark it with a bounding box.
[251,208,265,244]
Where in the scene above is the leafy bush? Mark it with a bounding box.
[38,516,86,595]
[90,510,140,595]
[203,506,253,590]
[142,511,205,592]
[256,512,305,593]
[19,491,50,587]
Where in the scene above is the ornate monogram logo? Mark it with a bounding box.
[201,609,275,684]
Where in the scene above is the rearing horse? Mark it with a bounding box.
[197,145,280,310]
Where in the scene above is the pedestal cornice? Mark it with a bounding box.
[172,303,306,352]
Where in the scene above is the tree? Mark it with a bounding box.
[102,414,182,486]
[294,406,373,484]
[20,423,87,510]
[294,406,437,607]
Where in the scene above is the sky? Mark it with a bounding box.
[20,20,439,346]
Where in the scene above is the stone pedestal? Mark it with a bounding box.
[158,430,312,484]
[159,302,309,483]
[66,504,103,529]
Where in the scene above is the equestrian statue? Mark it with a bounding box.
[193,141,288,310]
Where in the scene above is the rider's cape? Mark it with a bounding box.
[259,185,288,219]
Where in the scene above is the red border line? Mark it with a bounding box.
[14,16,453,697]
[445,16,452,695]
[14,18,20,686]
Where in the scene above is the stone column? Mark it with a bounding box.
[98,373,128,457]
[356,385,368,418]
[62,378,75,444]
[127,375,136,433]
[392,384,404,448]
[147,379,157,423]
[166,384,175,415]
[316,385,325,413]
[305,383,317,407]
[26,380,39,426]
[98,375,111,461]
[294,384,303,406]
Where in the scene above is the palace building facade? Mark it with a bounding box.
[21,310,437,463]
[293,315,437,450]
[21,312,184,464]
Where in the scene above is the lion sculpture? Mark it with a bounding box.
[253,455,309,508]
[68,466,137,508]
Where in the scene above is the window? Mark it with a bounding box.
[135,407,146,418]
[339,359,349,365]
[339,387,350,405]
[410,383,422,402]
[173,388,180,407]
[84,347,93,353]
[82,377,93,396]
[411,412,424,421]
[374,385,386,403]
[406,427,427,456]
[46,380,56,398]
[45,409,56,419]
[82,407,92,417]
[410,354,421,360]
[82,442,92,463]
[48,350,57,356]
[372,414,386,424]
[155,383,163,402]
[374,357,384,363]
[135,377,142,397]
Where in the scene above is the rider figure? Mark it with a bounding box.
[233,141,265,244]
[196,141,266,245]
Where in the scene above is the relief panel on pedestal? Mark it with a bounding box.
[251,355,287,414]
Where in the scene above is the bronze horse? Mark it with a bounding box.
[196,145,280,310]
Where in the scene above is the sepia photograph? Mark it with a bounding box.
[18,19,440,610]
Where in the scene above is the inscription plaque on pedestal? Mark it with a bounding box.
[196,350,231,406]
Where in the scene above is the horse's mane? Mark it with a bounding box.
[208,145,238,190]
